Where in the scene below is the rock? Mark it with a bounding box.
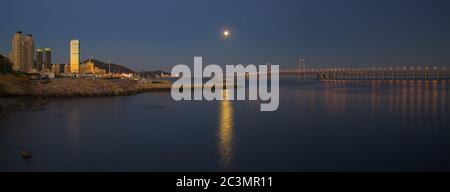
[20,151,32,159]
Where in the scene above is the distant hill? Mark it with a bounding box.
[82,59,135,74]
[139,70,170,78]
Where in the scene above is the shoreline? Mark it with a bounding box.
[0,89,172,117]
[0,96,48,117]
[0,74,172,117]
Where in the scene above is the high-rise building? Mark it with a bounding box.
[36,48,43,71]
[24,34,34,72]
[44,48,52,69]
[11,31,24,72]
[70,40,80,74]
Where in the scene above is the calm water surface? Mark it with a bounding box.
[0,79,449,171]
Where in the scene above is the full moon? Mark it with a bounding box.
[223,30,230,37]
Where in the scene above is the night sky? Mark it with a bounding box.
[1,0,450,71]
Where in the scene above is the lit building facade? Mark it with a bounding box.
[44,48,52,70]
[11,31,24,72]
[24,34,34,72]
[51,64,60,75]
[64,64,70,74]
[80,59,106,74]
[70,40,80,73]
[36,48,43,71]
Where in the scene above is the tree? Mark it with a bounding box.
[0,54,13,73]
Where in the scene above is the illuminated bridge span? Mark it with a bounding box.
[278,67,450,81]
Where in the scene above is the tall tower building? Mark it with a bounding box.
[70,40,80,74]
[44,48,52,69]
[36,48,43,71]
[24,34,34,72]
[11,31,24,72]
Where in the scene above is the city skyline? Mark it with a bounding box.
[1,0,450,72]
[1,0,450,180]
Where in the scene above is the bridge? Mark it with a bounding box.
[278,66,450,81]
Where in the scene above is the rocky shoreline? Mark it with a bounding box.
[0,97,48,117]
[29,78,172,97]
[0,74,172,117]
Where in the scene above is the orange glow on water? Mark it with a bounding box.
[218,89,234,169]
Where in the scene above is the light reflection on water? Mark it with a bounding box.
[0,79,449,171]
[291,80,449,121]
[218,89,234,170]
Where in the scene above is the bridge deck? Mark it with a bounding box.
[279,68,450,80]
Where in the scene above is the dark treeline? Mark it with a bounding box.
[0,55,12,74]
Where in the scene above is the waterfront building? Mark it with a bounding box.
[24,34,34,72]
[51,64,60,75]
[70,40,80,74]
[11,31,24,72]
[36,48,43,71]
[64,64,70,74]
[44,48,52,69]
[79,59,106,74]
[64,63,70,74]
